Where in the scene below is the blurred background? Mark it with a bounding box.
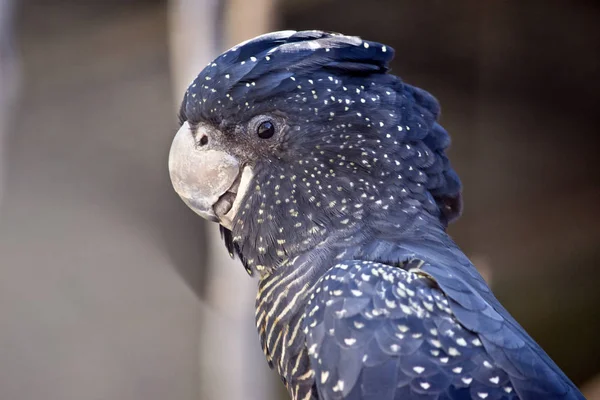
[0,0,598,399]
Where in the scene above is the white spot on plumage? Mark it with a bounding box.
[413,366,425,374]
[420,382,430,390]
[400,304,412,315]
[462,377,473,385]
[332,380,344,392]
[448,347,461,357]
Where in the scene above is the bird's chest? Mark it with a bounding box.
[255,279,317,399]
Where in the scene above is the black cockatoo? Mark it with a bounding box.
[168,31,584,400]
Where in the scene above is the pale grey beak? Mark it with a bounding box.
[168,122,240,223]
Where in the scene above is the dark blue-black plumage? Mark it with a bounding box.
[178,31,584,400]
[304,260,519,399]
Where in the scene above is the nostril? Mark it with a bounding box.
[199,135,208,146]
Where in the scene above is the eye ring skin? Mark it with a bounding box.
[246,114,282,141]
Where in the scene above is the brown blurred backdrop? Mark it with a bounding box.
[0,1,598,399]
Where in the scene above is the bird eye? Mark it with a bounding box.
[257,121,275,139]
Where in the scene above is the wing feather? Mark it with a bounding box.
[303,261,581,399]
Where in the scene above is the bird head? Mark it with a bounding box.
[168,30,462,275]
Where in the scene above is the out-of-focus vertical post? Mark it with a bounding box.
[168,0,221,103]
[223,0,276,48]
[0,0,17,209]
[168,1,278,399]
